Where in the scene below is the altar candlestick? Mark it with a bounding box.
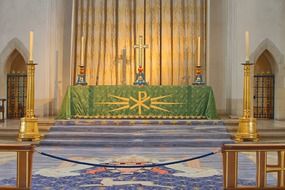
[81,36,85,66]
[197,36,201,66]
[29,31,34,61]
[245,31,250,62]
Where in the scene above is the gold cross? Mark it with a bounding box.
[267,151,285,187]
[134,35,148,68]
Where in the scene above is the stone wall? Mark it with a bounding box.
[208,0,285,119]
[0,0,72,117]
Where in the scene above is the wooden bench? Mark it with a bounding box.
[222,144,285,190]
[0,98,6,121]
[0,144,34,190]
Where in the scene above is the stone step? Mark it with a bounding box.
[40,138,232,147]
[55,119,224,126]
[50,125,227,133]
[0,129,49,141]
[44,132,230,139]
[0,127,49,132]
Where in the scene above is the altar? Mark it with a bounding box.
[57,85,217,119]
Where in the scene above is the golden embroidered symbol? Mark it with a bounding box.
[96,91,183,115]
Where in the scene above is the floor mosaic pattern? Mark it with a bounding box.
[0,123,276,189]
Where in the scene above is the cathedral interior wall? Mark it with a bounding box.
[208,0,285,119]
[0,0,285,118]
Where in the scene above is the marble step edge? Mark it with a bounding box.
[50,127,227,132]
[40,142,232,147]
[41,138,232,143]
[51,124,226,128]
[0,127,49,132]
[42,135,284,141]
[55,119,224,125]
[43,135,230,140]
[45,131,230,135]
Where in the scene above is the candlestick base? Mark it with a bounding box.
[134,65,148,86]
[235,117,259,142]
[76,66,88,85]
[193,65,205,85]
[76,74,88,85]
[18,117,41,142]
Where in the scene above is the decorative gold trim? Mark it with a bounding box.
[95,91,183,115]
[72,115,206,119]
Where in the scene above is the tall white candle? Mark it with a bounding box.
[81,36,85,66]
[245,31,250,62]
[29,31,34,61]
[197,36,201,66]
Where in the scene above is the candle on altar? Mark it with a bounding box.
[29,31,34,61]
[245,31,250,62]
[197,36,201,66]
[81,36,85,66]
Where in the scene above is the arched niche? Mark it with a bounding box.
[0,38,28,115]
[6,49,27,73]
[253,50,275,119]
[251,39,285,120]
[0,38,29,97]
[5,50,27,118]
[254,50,274,75]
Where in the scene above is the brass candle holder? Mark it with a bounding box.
[234,61,259,142]
[18,60,41,141]
[193,65,205,85]
[76,65,88,85]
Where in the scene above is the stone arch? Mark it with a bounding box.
[251,38,283,75]
[0,38,29,66]
[251,38,285,119]
[0,38,29,99]
[5,49,27,73]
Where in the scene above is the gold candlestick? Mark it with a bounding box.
[234,62,259,142]
[18,60,41,141]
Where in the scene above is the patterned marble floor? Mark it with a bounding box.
[0,146,262,190]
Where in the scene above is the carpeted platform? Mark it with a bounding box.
[40,123,232,147]
[0,122,276,189]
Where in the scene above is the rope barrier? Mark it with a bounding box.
[36,148,220,168]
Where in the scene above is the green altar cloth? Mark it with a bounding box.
[57,85,217,119]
